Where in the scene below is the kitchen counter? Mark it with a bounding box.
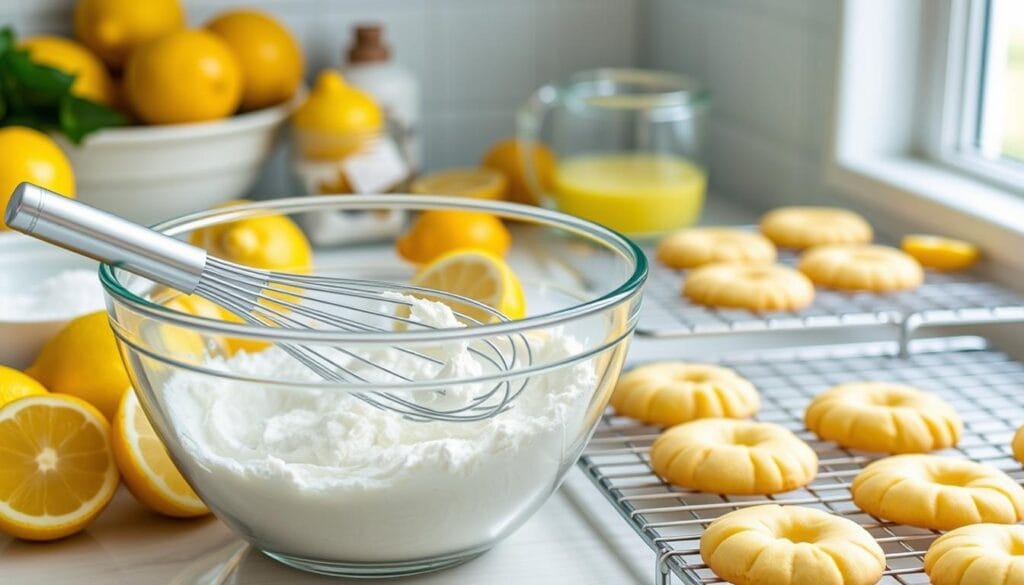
[0,472,656,585]
[5,193,1020,584]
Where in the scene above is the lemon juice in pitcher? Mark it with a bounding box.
[553,153,706,236]
[519,69,710,239]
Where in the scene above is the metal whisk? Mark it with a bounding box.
[5,183,531,422]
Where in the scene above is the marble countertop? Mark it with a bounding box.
[0,471,657,585]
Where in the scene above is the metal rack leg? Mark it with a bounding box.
[656,562,669,585]
[899,314,923,358]
[656,553,674,585]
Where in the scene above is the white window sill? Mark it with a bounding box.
[831,0,1024,282]
[827,155,1024,279]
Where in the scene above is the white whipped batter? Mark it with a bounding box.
[164,297,596,563]
[0,269,105,320]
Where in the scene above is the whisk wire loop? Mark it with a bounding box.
[5,184,536,423]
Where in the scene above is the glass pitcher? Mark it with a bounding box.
[518,68,710,240]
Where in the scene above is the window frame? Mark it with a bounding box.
[926,0,1024,195]
[828,0,1024,279]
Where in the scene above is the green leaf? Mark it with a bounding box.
[3,49,74,110]
[59,95,128,143]
[0,112,56,133]
[0,27,15,56]
[0,27,127,142]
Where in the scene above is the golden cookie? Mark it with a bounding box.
[804,382,961,453]
[798,244,924,292]
[924,524,1024,585]
[760,206,873,249]
[1014,424,1024,464]
[650,418,818,494]
[611,362,760,426]
[851,454,1024,531]
[683,262,814,312]
[700,505,885,585]
[656,228,777,269]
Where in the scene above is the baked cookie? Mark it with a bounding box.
[683,263,815,312]
[650,418,818,494]
[804,382,961,453]
[656,228,776,269]
[760,206,873,249]
[798,244,924,292]
[701,505,886,585]
[611,362,760,426]
[924,524,1024,585]
[1014,424,1024,464]
[851,454,1024,531]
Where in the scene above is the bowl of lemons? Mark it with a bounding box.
[20,0,305,225]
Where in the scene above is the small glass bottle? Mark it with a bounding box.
[343,24,422,173]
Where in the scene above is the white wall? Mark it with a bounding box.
[1,0,639,176]
[641,0,844,212]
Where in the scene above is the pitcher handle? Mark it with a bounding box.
[516,84,560,206]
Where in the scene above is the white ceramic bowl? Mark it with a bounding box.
[0,233,103,369]
[57,98,296,225]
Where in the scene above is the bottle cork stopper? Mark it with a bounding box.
[347,24,390,64]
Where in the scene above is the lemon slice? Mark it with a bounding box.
[411,249,526,322]
[112,390,209,518]
[410,168,507,200]
[0,394,118,541]
[901,234,979,271]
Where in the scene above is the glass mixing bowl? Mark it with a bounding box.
[99,195,646,578]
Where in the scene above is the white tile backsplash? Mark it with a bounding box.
[2,0,844,211]
[642,0,845,212]
[2,0,640,175]
[433,108,516,170]
[436,1,536,108]
[535,0,638,83]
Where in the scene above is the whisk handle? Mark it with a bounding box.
[5,182,208,293]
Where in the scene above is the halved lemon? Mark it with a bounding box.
[901,234,979,271]
[0,394,119,541]
[410,167,507,200]
[411,249,526,322]
[112,390,209,518]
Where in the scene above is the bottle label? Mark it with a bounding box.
[342,137,409,194]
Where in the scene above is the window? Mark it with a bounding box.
[978,0,1024,163]
[829,0,1024,273]
[930,0,1024,194]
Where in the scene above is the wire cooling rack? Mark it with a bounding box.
[638,246,1024,338]
[578,336,1024,585]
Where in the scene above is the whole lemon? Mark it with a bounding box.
[74,0,185,70]
[0,365,48,409]
[0,127,75,229]
[190,201,313,272]
[125,29,242,125]
[481,138,557,205]
[20,36,115,104]
[165,294,267,355]
[396,210,511,265]
[206,10,304,112]
[26,311,130,421]
[292,70,382,159]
